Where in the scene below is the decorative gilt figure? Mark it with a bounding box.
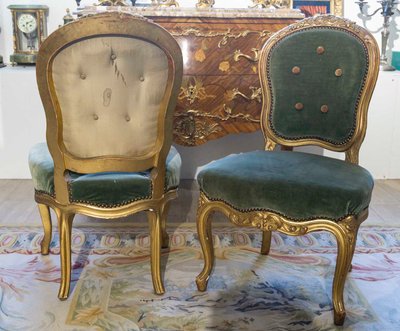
[152,0,180,7]
[96,0,130,5]
[249,0,290,8]
[196,0,215,8]
[63,9,74,25]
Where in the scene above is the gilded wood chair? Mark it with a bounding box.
[29,12,183,299]
[195,15,379,325]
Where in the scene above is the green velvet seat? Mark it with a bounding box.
[29,142,181,207]
[198,150,373,221]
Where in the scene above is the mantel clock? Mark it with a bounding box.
[8,5,48,65]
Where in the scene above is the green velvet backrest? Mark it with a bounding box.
[269,29,366,144]
[259,16,380,156]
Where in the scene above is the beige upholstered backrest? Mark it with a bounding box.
[52,36,168,158]
[37,12,183,185]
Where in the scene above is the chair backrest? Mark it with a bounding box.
[259,15,379,164]
[36,12,183,202]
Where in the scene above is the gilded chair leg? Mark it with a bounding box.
[332,228,353,326]
[348,224,360,273]
[57,210,75,300]
[261,230,272,255]
[195,204,215,292]
[147,210,165,295]
[38,204,52,255]
[160,201,171,249]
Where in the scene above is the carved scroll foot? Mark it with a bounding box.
[196,194,215,292]
[260,230,272,255]
[38,203,52,255]
[334,311,346,326]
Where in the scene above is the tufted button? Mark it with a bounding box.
[111,53,117,60]
[335,69,343,77]
[93,114,99,120]
[294,102,304,111]
[292,66,301,75]
[80,73,87,80]
[125,115,131,122]
[320,105,329,113]
[139,76,145,82]
[317,46,325,55]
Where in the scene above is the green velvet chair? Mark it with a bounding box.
[29,12,183,300]
[195,15,379,326]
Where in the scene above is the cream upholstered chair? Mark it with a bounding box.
[195,16,379,325]
[29,12,183,299]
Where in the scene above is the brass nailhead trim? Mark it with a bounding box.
[320,105,329,113]
[125,115,131,122]
[335,68,343,77]
[295,102,304,111]
[292,66,301,74]
[200,190,350,223]
[317,46,325,55]
[111,54,117,60]
[80,73,87,80]
[139,76,145,82]
[93,114,99,120]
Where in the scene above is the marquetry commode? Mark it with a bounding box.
[80,7,304,146]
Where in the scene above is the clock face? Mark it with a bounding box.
[17,14,37,34]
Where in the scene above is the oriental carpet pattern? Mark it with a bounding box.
[0,224,399,330]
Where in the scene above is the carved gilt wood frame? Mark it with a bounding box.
[35,12,183,299]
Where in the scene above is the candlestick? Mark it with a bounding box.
[355,0,399,71]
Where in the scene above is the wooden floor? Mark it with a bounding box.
[0,179,399,227]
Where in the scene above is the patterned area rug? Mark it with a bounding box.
[0,224,400,331]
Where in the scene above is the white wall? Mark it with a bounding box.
[0,67,45,177]
[0,0,399,179]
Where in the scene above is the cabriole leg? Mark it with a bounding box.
[261,230,272,255]
[332,227,353,326]
[148,209,165,295]
[38,203,52,255]
[348,223,361,273]
[160,200,171,249]
[57,210,75,300]
[195,202,215,292]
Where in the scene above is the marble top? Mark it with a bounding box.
[78,6,305,19]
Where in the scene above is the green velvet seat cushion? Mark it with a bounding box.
[197,151,373,221]
[29,143,181,207]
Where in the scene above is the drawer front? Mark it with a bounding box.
[159,19,294,77]
[173,74,262,146]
